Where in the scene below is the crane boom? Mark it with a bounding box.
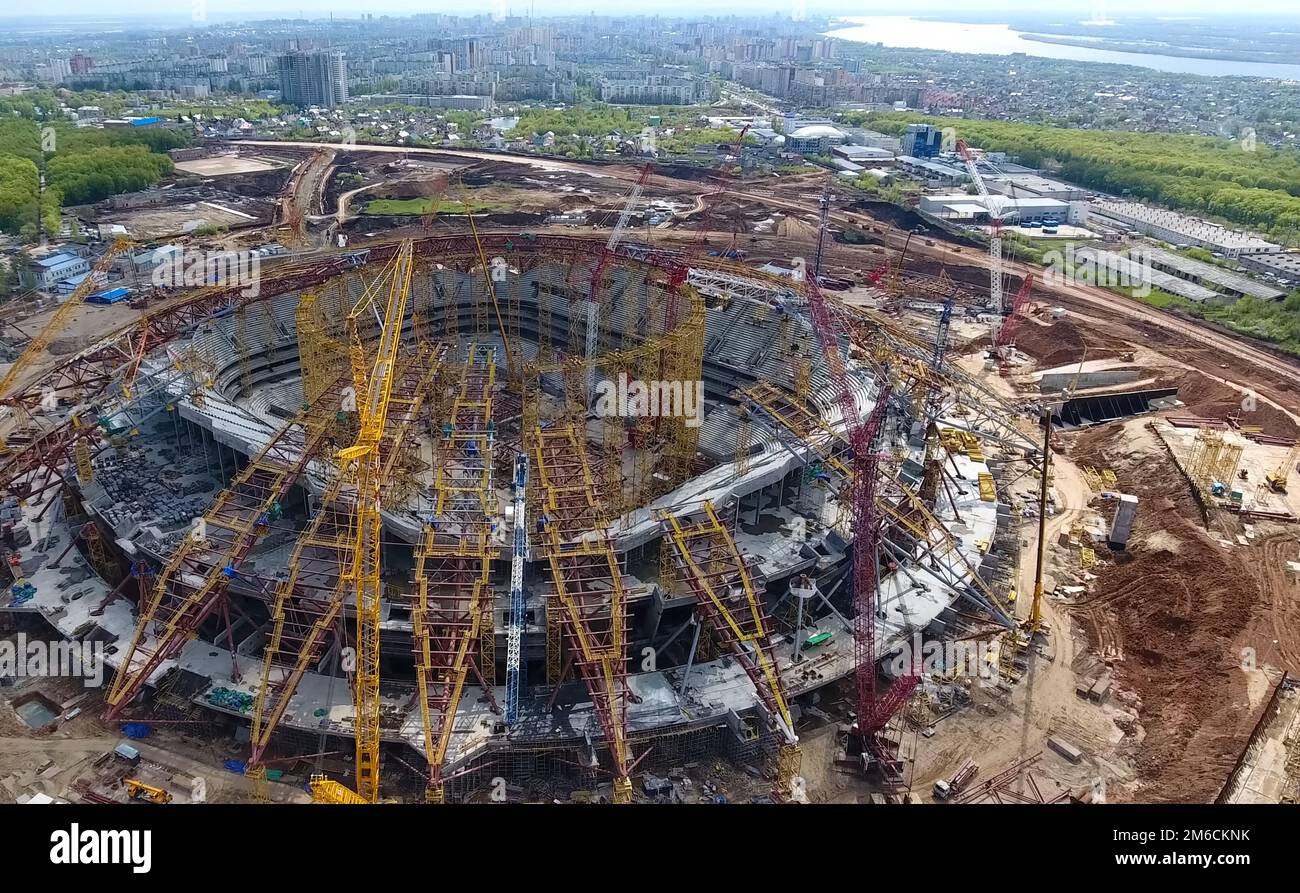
[585,164,652,397]
[0,239,132,400]
[801,267,915,742]
[996,273,1036,347]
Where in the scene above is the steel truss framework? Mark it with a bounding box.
[3,231,1045,801]
[105,381,346,718]
[532,423,633,803]
[0,252,373,501]
[0,234,669,500]
[412,344,501,803]
[660,501,802,797]
[742,382,1015,626]
[246,345,444,784]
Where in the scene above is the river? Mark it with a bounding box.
[825,16,1300,80]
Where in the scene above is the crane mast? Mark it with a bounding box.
[955,140,1008,316]
[801,268,916,756]
[996,274,1035,347]
[505,455,528,725]
[338,239,417,803]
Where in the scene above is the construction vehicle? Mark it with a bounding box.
[933,759,978,800]
[123,778,172,804]
[1266,442,1300,493]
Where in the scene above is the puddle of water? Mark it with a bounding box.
[15,698,58,729]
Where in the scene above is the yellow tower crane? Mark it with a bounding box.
[313,239,417,804]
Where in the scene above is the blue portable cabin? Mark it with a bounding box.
[87,286,131,305]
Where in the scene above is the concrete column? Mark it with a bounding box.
[678,617,702,697]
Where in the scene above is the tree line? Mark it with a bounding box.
[0,119,185,241]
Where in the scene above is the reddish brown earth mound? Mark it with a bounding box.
[1066,423,1265,802]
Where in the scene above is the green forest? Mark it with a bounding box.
[0,116,186,241]
[856,112,1300,246]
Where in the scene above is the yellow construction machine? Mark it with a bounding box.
[123,778,172,804]
[1266,442,1300,494]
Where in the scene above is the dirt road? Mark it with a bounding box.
[227,139,1300,412]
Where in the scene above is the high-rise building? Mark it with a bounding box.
[903,123,942,159]
[277,50,347,108]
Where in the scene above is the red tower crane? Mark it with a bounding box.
[995,273,1036,375]
[995,273,1035,348]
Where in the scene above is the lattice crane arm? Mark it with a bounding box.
[955,140,1009,314]
[350,240,415,447]
[605,163,653,253]
[995,273,1035,347]
[0,239,133,400]
[955,140,992,202]
[803,213,921,745]
[583,164,654,397]
[462,189,517,381]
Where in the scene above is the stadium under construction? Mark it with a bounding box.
[0,231,1037,804]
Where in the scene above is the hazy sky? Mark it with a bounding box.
[5,0,1300,21]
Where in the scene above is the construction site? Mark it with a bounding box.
[2,141,1299,807]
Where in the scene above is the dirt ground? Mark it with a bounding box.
[1156,369,1299,439]
[0,655,307,804]
[1060,418,1299,802]
[173,156,281,177]
[970,296,1300,803]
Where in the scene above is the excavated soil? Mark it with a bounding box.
[1065,422,1266,802]
[1008,315,1127,369]
[1156,369,1299,440]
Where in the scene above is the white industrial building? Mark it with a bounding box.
[20,251,90,290]
[1089,201,1281,258]
[895,155,970,188]
[1238,251,1300,285]
[833,144,895,164]
[1140,246,1285,301]
[987,174,1089,202]
[785,124,847,154]
[918,194,1071,224]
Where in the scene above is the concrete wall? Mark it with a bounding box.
[1039,369,1140,393]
